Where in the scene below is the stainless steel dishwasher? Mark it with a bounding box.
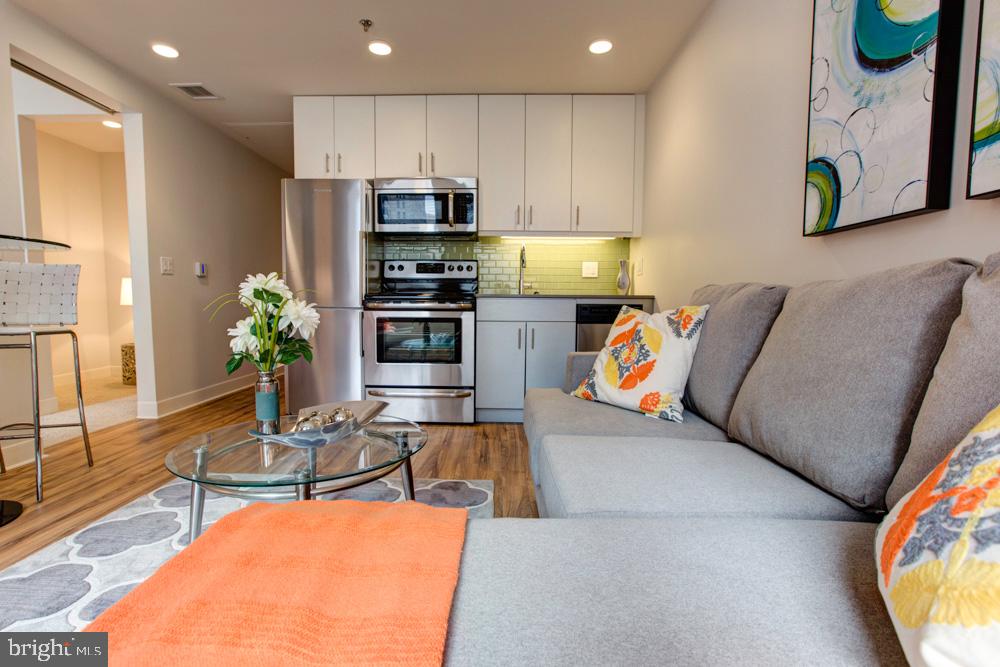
[576,303,647,351]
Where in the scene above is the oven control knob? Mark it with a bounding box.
[457,265,464,272]
[396,264,404,272]
[466,264,474,272]
[448,264,455,271]
[387,265,395,272]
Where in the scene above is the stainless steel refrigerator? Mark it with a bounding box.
[282,179,368,412]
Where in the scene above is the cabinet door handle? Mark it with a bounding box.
[325,153,331,174]
[431,152,436,175]
[515,204,521,227]
[337,153,342,173]
[576,205,580,228]
[528,205,533,228]
[418,152,423,175]
[531,327,535,350]
[517,327,522,350]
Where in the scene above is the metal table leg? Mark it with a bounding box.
[188,446,208,543]
[296,470,311,501]
[400,457,415,501]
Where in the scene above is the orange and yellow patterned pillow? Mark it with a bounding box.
[571,305,708,422]
[876,402,1000,666]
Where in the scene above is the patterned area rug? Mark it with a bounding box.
[0,477,493,631]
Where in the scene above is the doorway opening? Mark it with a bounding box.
[4,63,142,468]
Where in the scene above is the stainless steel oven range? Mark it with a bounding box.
[363,260,477,423]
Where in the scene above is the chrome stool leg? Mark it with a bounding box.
[29,331,43,502]
[70,331,93,467]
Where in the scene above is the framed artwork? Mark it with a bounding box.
[969,0,1000,198]
[803,0,964,236]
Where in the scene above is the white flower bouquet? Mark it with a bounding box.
[208,272,320,375]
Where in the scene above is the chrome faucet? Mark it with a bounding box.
[518,243,527,295]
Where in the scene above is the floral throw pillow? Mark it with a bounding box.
[875,402,1000,666]
[571,305,708,422]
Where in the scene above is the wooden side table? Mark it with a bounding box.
[121,342,136,385]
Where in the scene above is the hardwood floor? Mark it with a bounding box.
[0,389,537,571]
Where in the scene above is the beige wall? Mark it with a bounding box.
[0,0,287,425]
[100,152,132,371]
[632,0,1000,306]
[36,130,114,378]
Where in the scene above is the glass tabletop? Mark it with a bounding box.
[165,415,426,487]
[0,233,71,251]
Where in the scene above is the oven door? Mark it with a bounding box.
[374,188,476,234]
[363,309,475,387]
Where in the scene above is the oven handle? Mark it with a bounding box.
[448,190,455,228]
[364,302,474,311]
[367,389,473,399]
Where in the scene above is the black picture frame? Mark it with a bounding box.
[967,0,1000,199]
[802,0,965,237]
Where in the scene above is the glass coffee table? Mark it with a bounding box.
[165,415,426,541]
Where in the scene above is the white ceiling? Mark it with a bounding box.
[12,0,711,172]
[35,117,124,153]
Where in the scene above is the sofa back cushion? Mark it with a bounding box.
[727,258,977,511]
[886,252,1000,507]
[684,283,789,429]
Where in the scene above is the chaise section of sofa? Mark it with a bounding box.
[445,518,905,666]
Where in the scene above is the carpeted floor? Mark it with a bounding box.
[0,477,493,631]
[41,397,137,447]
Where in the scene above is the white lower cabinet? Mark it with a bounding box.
[525,322,576,390]
[476,301,577,421]
[476,321,527,410]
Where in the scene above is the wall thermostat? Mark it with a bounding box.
[194,262,207,278]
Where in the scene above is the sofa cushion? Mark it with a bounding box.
[523,387,729,481]
[728,258,977,511]
[684,282,789,429]
[571,305,708,422]
[536,436,870,521]
[445,518,905,666]
[886,252,1000,507]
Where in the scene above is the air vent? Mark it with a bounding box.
[169,83,221,100]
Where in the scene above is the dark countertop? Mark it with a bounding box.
[478,293,655,299]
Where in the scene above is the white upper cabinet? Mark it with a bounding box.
[478,95,525,233]
[375,96,427,178]
[572,95,636,233]
[333,96,375,179]
[427,95,478,177]
[524,95,572,232]
[293,96,335,178]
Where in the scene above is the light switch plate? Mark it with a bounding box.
[637,256,644,277]
[160,256,174,276]
[582,261,599,278]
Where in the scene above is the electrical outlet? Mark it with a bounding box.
[160,256,174,276]
[582,261,599,278]
[637,256,644,277]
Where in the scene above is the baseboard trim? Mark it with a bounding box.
[137,369,284,420]
[1,438,53,470]
[39,396,59,415]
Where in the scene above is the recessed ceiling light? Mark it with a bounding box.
[151,43,180,59]
[102,120,122,129]
[589,39,613,55]
[368,40,392,56]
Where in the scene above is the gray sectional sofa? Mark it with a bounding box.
[443,255,1000,666]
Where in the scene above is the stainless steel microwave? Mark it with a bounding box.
[372,177,477,235]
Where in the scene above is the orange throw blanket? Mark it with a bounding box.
[86,500,468,666]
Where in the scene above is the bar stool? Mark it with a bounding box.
[0,260,93,502]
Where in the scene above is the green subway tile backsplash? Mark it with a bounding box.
[369,237,630,295]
